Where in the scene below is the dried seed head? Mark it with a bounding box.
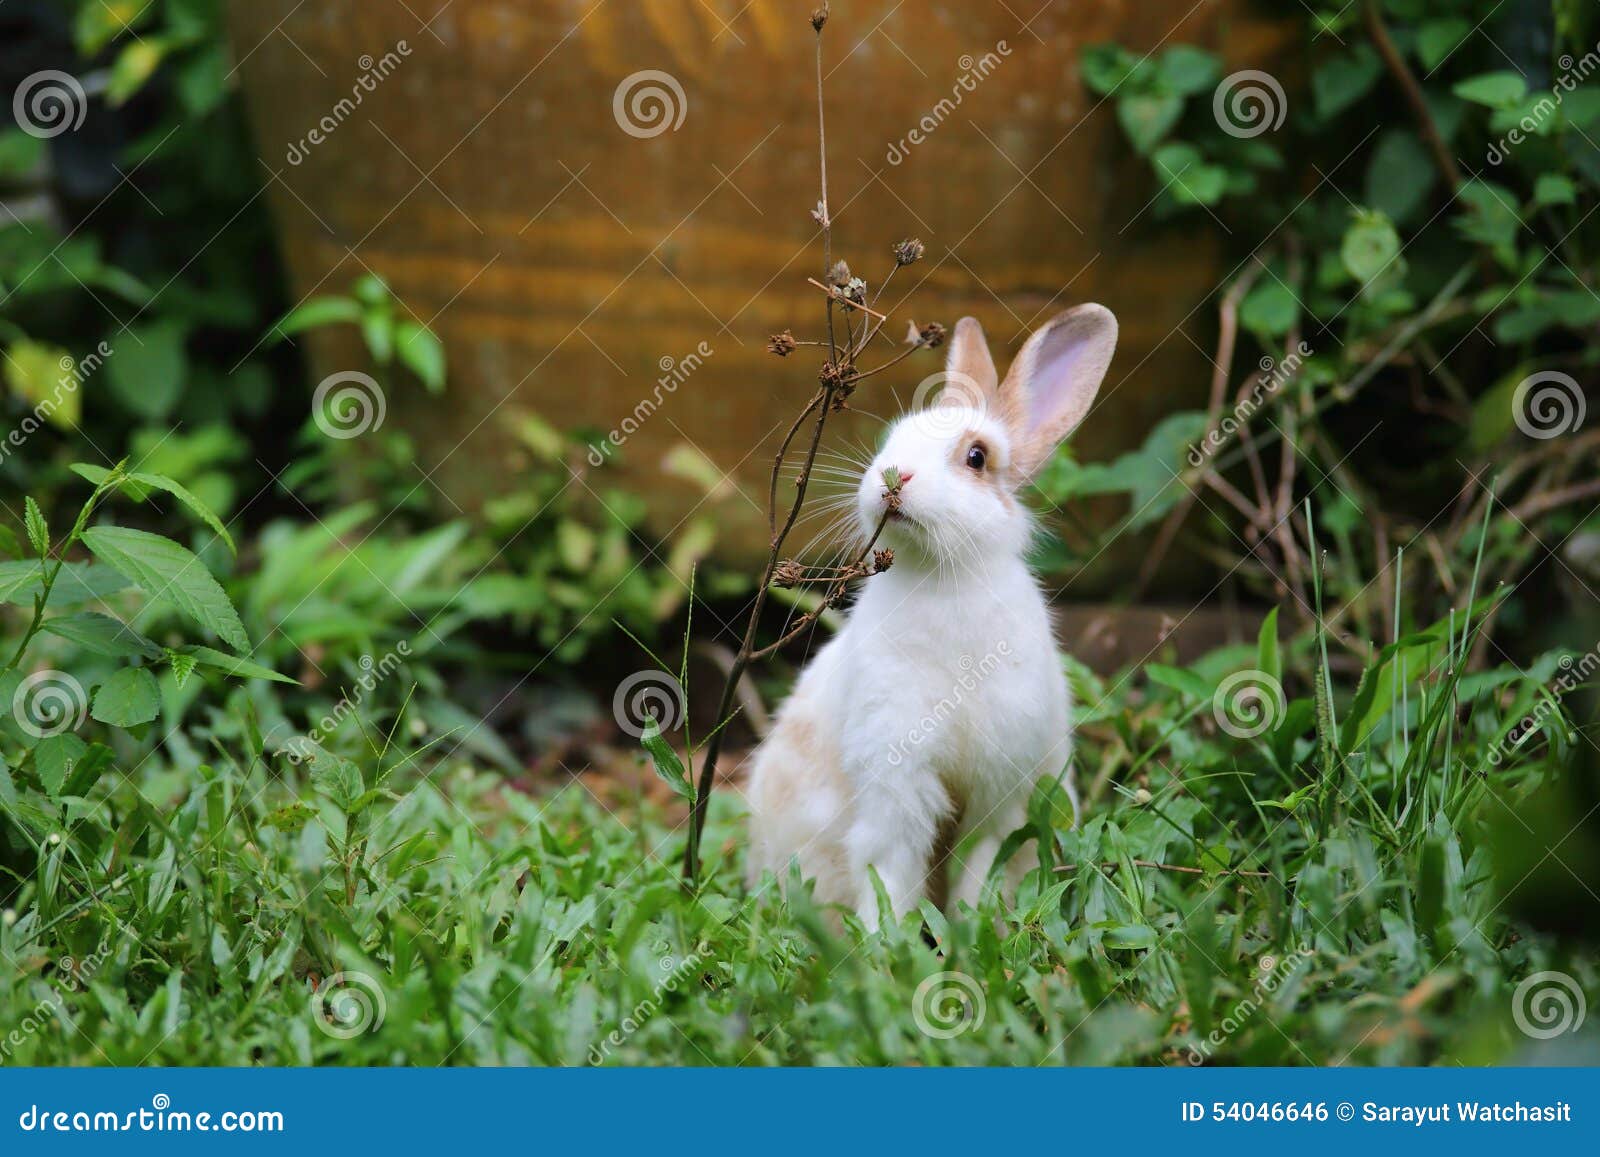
[918,321,947,349]
[893,238,925,266]
[773,559,806,588]
[819,358,854,387]
[842,276,868,304]
[767,329,798,357]
[827,259,852,287]
[810,3,829,32]
[873,548,894,573]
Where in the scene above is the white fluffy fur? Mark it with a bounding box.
[746,305,1118,927]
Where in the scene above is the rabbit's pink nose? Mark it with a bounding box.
[893,469,914,485]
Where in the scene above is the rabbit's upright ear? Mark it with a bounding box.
[936,316,999,409]
[1001,304,1117,477]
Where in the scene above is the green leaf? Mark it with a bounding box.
[41,612,160,659]
[361,311,395,364]
[0,560,128,608]
[1533,174,1577,208]
[72,464,235,554]
[1257,606,1281,685]
[395,321,446,392]
[180,645,296,684]
[35,733,87,797]
[641,716,694,802]
[1240,280,1299,338]
[167,650,197,689]
[107,38,168,105]
[1155,46,1219,96]
[1150,142,1226,205]
[106,320,187,420]
[91,667,160,727]
[1452,72,1528,108]
[1416,19,1470,71]
[1145,663,1213,702]
[1080,44,1141,96]
[271,296,362,340]
[82,526,249,652]
[1101,923,1158,950]
[1117,94,1184,155]
[24,497,49,557]
[1313,47,1381,119]
[1364,130,1435,225]
[1341,210,1402,286]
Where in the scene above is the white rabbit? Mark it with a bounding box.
[745,304,1117,928]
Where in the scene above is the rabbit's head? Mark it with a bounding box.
[857,304,1117,569]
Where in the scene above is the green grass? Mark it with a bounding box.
[1,580,1593,1066]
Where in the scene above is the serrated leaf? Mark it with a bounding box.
[82,526,249,652]
[166,649,198,689]
[72,464,235,554]
[24,497,48,557]
[91,667,160,727]
[180,645,296,684]
[41,612,160,659]
[35,733,88,797]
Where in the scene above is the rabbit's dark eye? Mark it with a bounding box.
[965,444,987,471]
